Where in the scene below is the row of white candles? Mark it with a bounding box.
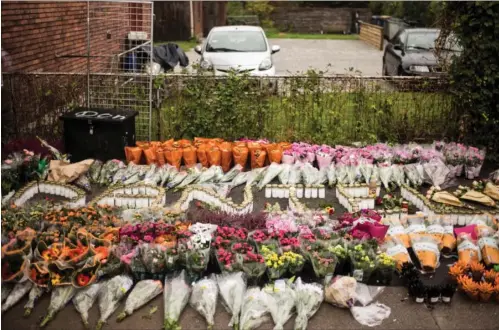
[264,185,326,199]
[13,181,86,208]
[400,185,495,226]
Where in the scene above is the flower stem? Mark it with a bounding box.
[95,320,105,330]
[116,312,127,322]
[40,313,53,327]
[24,308,32,317]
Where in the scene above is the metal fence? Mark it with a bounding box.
[1,73,461,149]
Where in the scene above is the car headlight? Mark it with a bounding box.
[409,65,430,73]
[259,58,273,71]
[200,59,212,70]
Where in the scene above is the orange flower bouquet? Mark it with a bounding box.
[458,275,479,300]
[478,281,494,302]
[448,263,465,282]
[469,260,485,282]
[456,233,480,265]
[410,233,440,272]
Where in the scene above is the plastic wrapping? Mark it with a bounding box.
[378,165,392,191]
[231,171,250,188]
[88,159,103,183]
[72,282,103,328]
[293,277,323,330]
[176,166,202,189]
[23,284,45,316]
[350,303,391,327]
[264,279,296,330]
[1,280,32,313]
[240,287,270,330]
[359,163,373,184]
[167,171,188,190]
[96,275,134,330]
[456,233,480,265]
[423,159,454,190]
[410,234,440,272]
[258,163,283,190]
[324,276,357,308]
[117,280,163,322]
[302,163,320,186]
[144,164,160,185]
[288,163,302,185]
[190,276,219,330]
[391,165,405,187]
[1,284,13,303]
[327,163,337,187]
[220,164,243,183]
[164,270,191,330]
[40,286,76,327]
[216,272,247,329]
[197,166,218,184]
[336,165,348,185]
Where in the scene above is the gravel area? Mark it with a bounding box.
[182,39,384,76]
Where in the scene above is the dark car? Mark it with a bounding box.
[382,28,460,76]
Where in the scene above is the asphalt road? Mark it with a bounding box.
[183,39,384,76]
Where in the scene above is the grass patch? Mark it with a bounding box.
[154,39,198,52]
[265,28,359,40]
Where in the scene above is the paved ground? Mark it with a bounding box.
[182,39,384,76]
[3,287,498,330]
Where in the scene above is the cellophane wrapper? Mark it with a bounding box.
[1,284,13,303]
[410,234,440,272]
[231,171,250,188]
[346,165,358,185]
[197,165,218,184]
[40,285,76,327]
[391,165,405,187]
[190,275,219,330]
[23,284,43,316]
[117,279,163,321]
[176,166,202,189]
[336,164,348,185]
[144,164,161,185]
[247,167,267,187]
[327,163,337,187]
[186,247,211,274]
[99,160,125,185]
[264,280,296,330]
[423,159,454,190]
[288,163,302,185]
[277,164,292,184]
[378,165,393,191]
[220,164,243,183]
[240,287,270,330]
[293,277,324,330]
[1,280,32,313]
[302,163,320,186]
[404,164,423,187]
[216,272,247,329]
[167,171,188,189]
[258,163,283,190]
[72,282,103,328]
[164,270,191,330]
[96,275,133,330]
[359,163,373,184]
[381,238,411,270]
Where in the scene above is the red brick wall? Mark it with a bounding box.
[1,1,151,73]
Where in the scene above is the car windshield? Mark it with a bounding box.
[406,31,438,50]
[206,31,267,52]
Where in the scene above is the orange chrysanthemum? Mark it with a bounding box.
[469,260,485,273]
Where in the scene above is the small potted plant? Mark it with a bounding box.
[374,252,396,285]
[478,282,494,302]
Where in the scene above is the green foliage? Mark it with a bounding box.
[152,72,456,145]
[439,2,499,161]
[228,1,275,28]
[370,1,444,26]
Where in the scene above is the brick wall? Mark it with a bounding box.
[359,21,384,50]
[1,1,151,73]
[271,7,371,34]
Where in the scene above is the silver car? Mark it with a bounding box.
[194,25,280,76]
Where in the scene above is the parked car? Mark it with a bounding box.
[194,26,280,76]
[382,28,460,76]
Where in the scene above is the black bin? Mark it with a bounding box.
[60,108,138,162]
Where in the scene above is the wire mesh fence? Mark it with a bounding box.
[2,73,461,149]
